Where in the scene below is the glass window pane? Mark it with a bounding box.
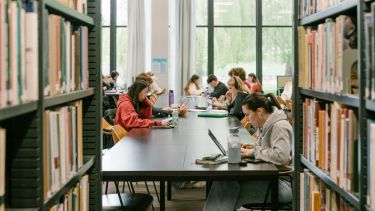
[102,28,110,76]
[194,28,208,84]
[196,0,208,25]
[117,27,128,85]
[262,0,292,26]
[262,28,292,94]
[214,28,256,83]
[214,0,255,26]
[117,0,128,26]
[102,0,110,26]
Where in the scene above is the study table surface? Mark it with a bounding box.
[102,112,279,211]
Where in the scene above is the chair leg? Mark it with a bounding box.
[122,181,125,193]
[144,182,155,211]
[167,181,172,200]
[114,181,124,207]
[153,181,160,203]
[127,181,133,193]
[129,182,135,193]
[105,181,109,194]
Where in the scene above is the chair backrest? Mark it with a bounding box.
[240,117,251,131]
[102,117,113,133]
[111,125,128,144]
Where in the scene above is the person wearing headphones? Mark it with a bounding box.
[212,76,248,120]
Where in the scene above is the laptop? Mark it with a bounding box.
[208,129,227,156]
[181,96,208,110]
[208,129,263,163]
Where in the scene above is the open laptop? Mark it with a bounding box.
[208,129,227,156]
[181,96,208,110]
[208,129,262,163]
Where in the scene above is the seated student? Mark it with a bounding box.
[212,76,248,120]
[207,74,228,99]
[114,80,170,131]
[184,74,205,96]
[203,92,293,211]
[247,73,262,94]
[145,72,165,95]
[135,73,188,117]
[228,67,251,92]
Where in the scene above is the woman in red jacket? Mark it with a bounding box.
[114,80,170,131]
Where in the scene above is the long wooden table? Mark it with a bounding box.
[102,112,279,211]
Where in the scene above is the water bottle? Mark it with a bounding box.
[227,128,241,164]
[172,109,179,126]
[169,90,174,106]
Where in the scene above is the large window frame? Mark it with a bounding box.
[199,0,292,85]
[102,0,128,74]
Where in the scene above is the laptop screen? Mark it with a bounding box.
[208,129,227,156]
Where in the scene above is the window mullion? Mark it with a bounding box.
[110,0,117,72]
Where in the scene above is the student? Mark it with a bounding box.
[228,67,251,92]
[206,74,228,99]
[212,76,248,120]
[145,72,165,95]
[114,80,170,131]
[203,92,293,211]
[247,73,262,94]
[184,74,204,96]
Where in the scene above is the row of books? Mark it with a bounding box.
[49,175,89,211]
[0,0,39,108]
[0,128,5,211]
[57,0,87,14]
[300,170,356,211]
[299,0,348,18]
[43,101,83,200]
[298,15,358,95]
[46,15,89,96]
[367,121,375,209]
[364,5,375,100]
[303,99,358,193]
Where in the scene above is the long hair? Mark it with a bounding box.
[184,74,200,95]
[127,80,149,113]
[242,92,281,113]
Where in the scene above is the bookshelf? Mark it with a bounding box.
[293,0,368,210]
[299,0,357,25]
[0,0,101,210]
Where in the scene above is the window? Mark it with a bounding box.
[195,0,292,93]
[101,0,128,84]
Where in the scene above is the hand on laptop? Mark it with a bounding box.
[241,143,253,149]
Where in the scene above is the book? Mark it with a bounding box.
[0,128,5,199]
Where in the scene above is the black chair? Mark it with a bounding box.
[102,181,153,211]
[242,165,293,211]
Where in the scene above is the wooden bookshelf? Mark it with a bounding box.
[44,0,94,27]
[0,102,38,122]
[43,156,95,210]
[44,88,95,108]
[300,0,357,25]
[300,156,360,210]
[299,88,360,108]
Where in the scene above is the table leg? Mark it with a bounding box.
[271,176,278,211]
[167,181,172,200]
[160,181,165,211]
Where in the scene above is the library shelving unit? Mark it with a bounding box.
[293,0,368,210]
[0,0,102,210]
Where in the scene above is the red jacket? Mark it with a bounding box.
[114,94,162,131]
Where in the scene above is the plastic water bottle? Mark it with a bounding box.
[227,128,241,164]
[207,97,212,111]
[172,110,179,126]
[169,90,174,106]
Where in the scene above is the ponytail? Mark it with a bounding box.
[242,92,281,113]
